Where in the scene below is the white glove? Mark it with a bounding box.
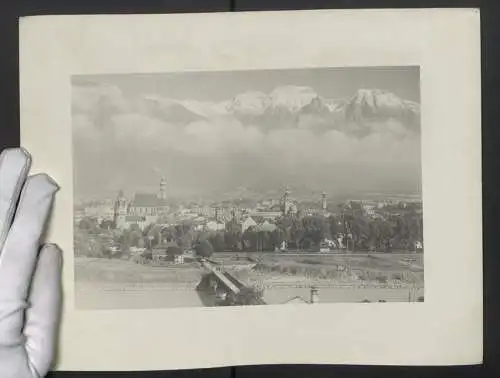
[0,148,62,378]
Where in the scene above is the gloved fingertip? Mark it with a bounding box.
[29,174,60,193]
[40,243,63,268]
[18,146,33,161]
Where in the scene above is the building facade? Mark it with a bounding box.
[114,178,170,230]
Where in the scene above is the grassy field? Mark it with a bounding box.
[75,257,205,285]
[212,252,423,285]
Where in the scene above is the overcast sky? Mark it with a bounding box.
[73,66,420,103]
[72,66,421,202]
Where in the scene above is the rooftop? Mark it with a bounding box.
[131,193,169,208]
[283,296,311,304]
[255,222,278,233]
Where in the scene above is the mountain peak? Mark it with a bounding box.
[269,86,318,111]
[301,95,330,114]
[227,91,270,115]
[345,89,420,125]
[227,86,320,115]
[139,95,205,124]
[351,89,412,109]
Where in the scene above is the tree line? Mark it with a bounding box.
[76,209,423,258]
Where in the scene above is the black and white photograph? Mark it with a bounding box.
[72,66,424,310]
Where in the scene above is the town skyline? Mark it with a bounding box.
[75,177,422,206]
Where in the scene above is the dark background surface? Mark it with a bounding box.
[0,1,498,377]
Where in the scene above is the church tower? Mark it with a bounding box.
[282,187,296,216]
[321,192,327,211]
[114,190,128,230]
[158,176,167,201]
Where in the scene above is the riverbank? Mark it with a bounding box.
[74,255,424,309]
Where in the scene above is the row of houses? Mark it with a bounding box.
[342,199,423,219]
[183,216,278,234]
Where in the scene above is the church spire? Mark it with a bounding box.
[114,189,128,229]
[282,186,292,216]
[158,176,167,200]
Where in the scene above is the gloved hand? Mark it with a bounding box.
[0,148,62,377]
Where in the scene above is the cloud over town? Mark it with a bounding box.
[72,77,421,200]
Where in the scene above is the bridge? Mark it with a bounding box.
[200,260,241,295]
[199,259,266,305]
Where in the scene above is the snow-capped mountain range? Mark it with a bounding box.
[132,86,420,133]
